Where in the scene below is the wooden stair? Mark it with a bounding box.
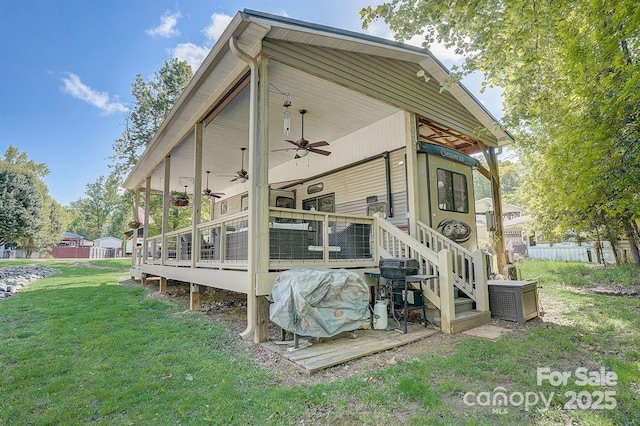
[427,297,491,333]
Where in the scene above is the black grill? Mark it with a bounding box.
[378,258,419,279]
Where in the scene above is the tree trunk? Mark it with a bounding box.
[623,219,640,267]
[603,225,620,266]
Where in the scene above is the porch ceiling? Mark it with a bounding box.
[143,61,400,196]
[129,9,513,197]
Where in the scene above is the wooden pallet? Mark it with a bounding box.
[260,324,439,374]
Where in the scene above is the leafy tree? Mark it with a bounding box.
[474,159,524,206]
[3,145,50,178]
[0,162,44,248]
[0,147,62,256]
[71,174,122,240]
[111,58,192,178]
[362,1,640,266]
[19,198,65,257]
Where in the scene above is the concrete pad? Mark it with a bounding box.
[461,325,512,340]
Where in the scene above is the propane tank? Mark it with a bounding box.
[373,300,388,330]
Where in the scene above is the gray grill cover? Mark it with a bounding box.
[269,268,370,338]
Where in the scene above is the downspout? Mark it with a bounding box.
[382,151,394,218]
[230,36,258,340]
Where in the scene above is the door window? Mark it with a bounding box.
[437,169,469,213]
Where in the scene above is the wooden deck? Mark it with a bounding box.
[260,324,439,374]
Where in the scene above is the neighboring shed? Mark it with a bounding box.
[59,232,92,247]
[94,237,123,249]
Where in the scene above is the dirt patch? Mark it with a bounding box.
[535,290,575,326]
[588,285,640,297]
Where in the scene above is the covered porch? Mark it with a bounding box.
[124,10,512,344]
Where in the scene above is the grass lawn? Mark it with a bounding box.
[1,258,638,425]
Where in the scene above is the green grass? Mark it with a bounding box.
[1,259,639,425]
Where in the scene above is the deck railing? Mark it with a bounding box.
[374,217,441,307]
[195,211,250,269]
[267,207,376,269]
[416,220,478,302]
[145,235,162,264]
[373,216,490,332]
[141,209,376,270]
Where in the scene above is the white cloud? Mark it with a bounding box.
[61,73,127,114]
[171,43,210,70]
[146,11,181,38]
[168,13,233,71]
[203,13,232,42]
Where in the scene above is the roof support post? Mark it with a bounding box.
[230,36,266,342]
[253,54,271,343]
[192,122,203,269]
[481,146,506,275]
[132,187,140,269]
[161,156,170,266]
[143,177,151,264]
[405,111,419,237]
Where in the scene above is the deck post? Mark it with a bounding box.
[159,276,167,294]
[256,295,269,341]
[473,250,490,312]
[190,284,200,311]
[438,249,455,333]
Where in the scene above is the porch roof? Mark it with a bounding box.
[124,9,513,194]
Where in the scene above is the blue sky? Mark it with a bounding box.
[0,1,503,206]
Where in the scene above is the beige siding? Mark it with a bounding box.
[262,40,497,146]
[286,148,408,229]
[269,111,406,184]
[389,149,408,227]
[214,192,246,217]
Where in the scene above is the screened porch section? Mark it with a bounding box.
[137,207,376,270]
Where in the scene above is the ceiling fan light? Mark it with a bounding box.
[298,148,309,158]
[238,177,248,183]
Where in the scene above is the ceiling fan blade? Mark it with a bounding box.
[230,177,238,182]
[271,148,295,152]
[308,141,329,148]
[308,148,331,156]
[285,139,301,147]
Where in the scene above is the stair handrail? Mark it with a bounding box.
[415,220,479,302]
[374,217,441,308]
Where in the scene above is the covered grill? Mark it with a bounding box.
[378,258,420,279]
[269,268,370,338]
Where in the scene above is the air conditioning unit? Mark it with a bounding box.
[488,281,539,324]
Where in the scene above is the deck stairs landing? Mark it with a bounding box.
[426,296,491,334]
[373,217,491,333]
